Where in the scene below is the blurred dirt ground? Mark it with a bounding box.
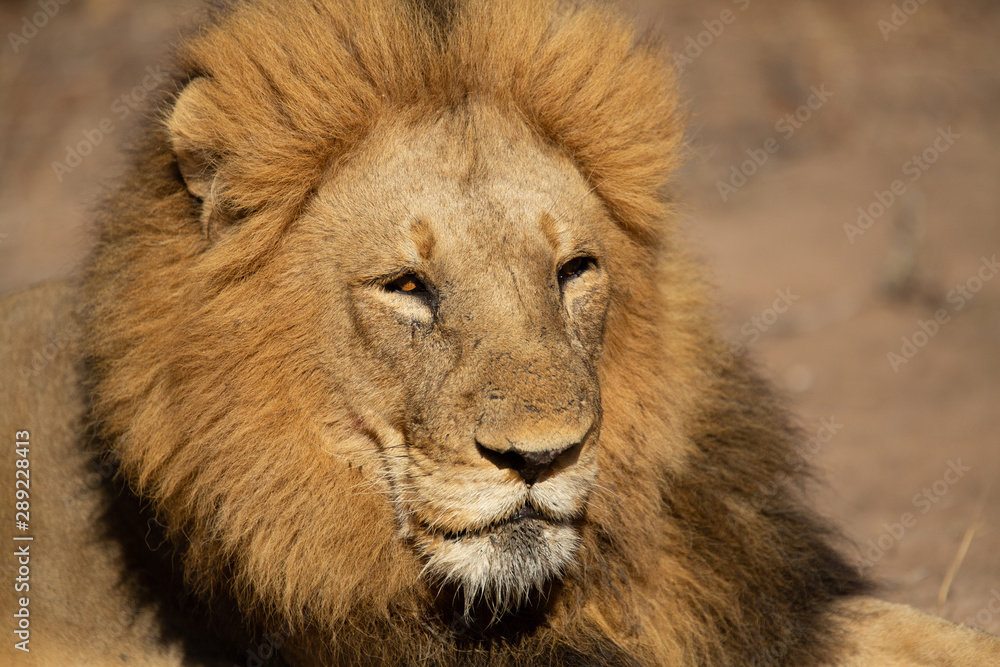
[2,0,999,637]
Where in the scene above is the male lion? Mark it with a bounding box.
[2,0,998,665]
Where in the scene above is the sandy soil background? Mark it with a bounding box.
[2,0,999,637]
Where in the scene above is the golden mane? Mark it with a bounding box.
[167,0,683,256]
[82,1,870,664]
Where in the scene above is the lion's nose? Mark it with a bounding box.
[475,438,585,486]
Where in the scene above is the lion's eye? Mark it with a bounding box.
[385,273,428,295]
[558,256,596,284]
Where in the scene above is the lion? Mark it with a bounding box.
[2,0,998,665]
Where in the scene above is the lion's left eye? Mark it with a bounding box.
[558,256,596,284]
[385,273,428,295]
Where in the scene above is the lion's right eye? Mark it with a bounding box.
[385,273,428,296]
[558,256,597,285]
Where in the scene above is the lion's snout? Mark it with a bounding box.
[460,334,601,486]
[473,408,595,486]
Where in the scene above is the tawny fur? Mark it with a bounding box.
[2,1,999,666]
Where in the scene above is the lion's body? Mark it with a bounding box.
[2,1,999,665]
[0,282,183,665]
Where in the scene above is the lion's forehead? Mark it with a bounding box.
[316,109,604,262]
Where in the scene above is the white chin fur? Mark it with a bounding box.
[422,520,580,615]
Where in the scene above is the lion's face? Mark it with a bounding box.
[295,107,615,609]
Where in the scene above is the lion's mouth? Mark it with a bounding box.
[435,504,563,541]
[412,498,583,607]
[509,505,547,522]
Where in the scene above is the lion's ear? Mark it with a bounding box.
[167,78,233,241]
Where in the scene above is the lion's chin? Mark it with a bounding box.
[421,518,580,614]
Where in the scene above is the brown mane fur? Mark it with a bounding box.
[82,1,871,664]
